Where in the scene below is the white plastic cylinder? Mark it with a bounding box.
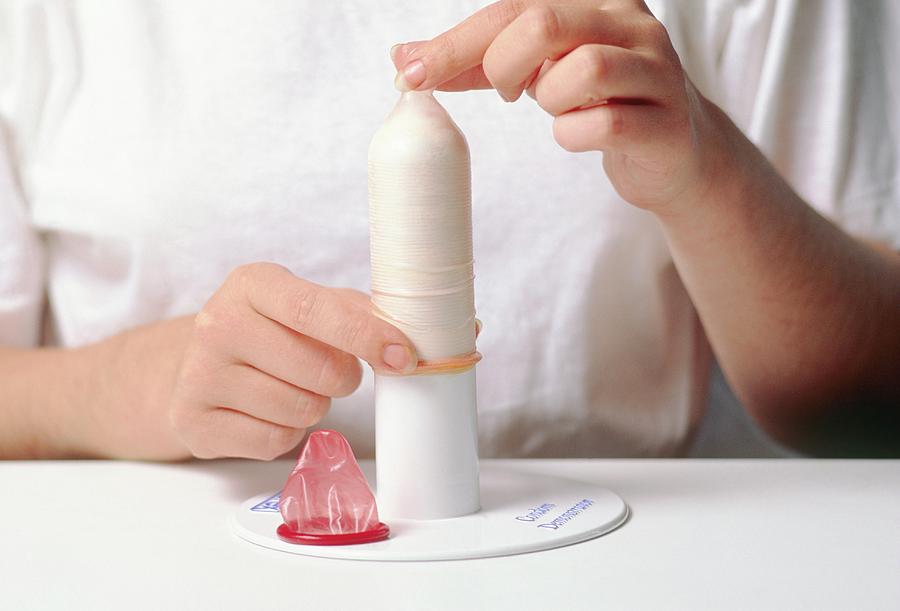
[368,91,480,520]
[375,369,479,519]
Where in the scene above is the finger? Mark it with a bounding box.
[436,64,493,91]
[186,408,307,461]
[535,44,668,115]
[204,363,331,429]
[394,41,493,91]
[484,5,640,102]
[394,0,528,91]
[525,59,556,99]
[552,103,668,153]
[195,303,363,397]
[228,263,418,373]
[390,41,425,69]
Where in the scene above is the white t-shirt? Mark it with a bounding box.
[1,1,897,457]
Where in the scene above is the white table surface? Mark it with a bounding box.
[2,459,898,611]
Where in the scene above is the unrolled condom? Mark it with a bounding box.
[369,91,480,520]
[369,91,476,362]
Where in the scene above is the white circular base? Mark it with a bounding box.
[233,464,628,561]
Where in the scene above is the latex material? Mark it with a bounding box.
[276,522,390,546]
[278,430,389,544]
[368,90,476,362]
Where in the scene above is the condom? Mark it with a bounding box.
[277,430,390,545]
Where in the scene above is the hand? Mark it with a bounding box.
[168,263,418,460]
[391,0,727,212]
[27,263,415,461]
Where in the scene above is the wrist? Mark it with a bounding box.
[78,318,193,460]
[6,346,94,458]
[44,326,179,459]
[653,96,746,227]
[49,343,109,458]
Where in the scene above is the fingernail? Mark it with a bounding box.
[383,344,417,373]
[394,59,426,92]
[390,43,403,63]
[498,90,512,103]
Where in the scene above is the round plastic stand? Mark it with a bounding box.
[233,463,628,561]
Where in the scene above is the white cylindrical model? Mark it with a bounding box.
[369,91,480,520]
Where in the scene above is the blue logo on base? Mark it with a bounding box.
[250,492,281,513]
[537,499,595,530]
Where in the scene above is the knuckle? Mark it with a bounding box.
[226,261,285,298]
[193,306,223,337]
[340,314,371,355]
[643,53,670,77]
[433,32,459,72]
[192,308,217,334]
[191,304,240,350]
[522,5,561,44]
[173,353,209,397]
[313,350,340,393]
[533,73,552,106]
[604,107,627,137]
[176,330,233,395]
[641,17,671,48]
[313,349,356,396]
[265,426,302,461]
[481,52,501,86]
[226,262,257,291]
[171,408,218,459]
[335,357,363,398]
[579,45,608,81]
[294,393,331,427]
[534,84,559,116]
[289,284,322,326]
[168,400,191,435]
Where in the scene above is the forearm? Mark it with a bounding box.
[0,346,93,458]
[0,317,191,460]
[658,104,900,449]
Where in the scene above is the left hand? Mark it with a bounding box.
[391,0,729,213]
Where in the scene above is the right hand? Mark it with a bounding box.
[391,0,726,213]
[169,262,418,460]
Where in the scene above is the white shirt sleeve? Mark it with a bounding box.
[0,5,46,347]
[664,0,900,249]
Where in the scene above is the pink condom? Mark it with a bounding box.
[277,430,389,546]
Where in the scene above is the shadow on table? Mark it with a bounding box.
[176,458,292,502]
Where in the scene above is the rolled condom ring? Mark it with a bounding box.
[369,91,480,520]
